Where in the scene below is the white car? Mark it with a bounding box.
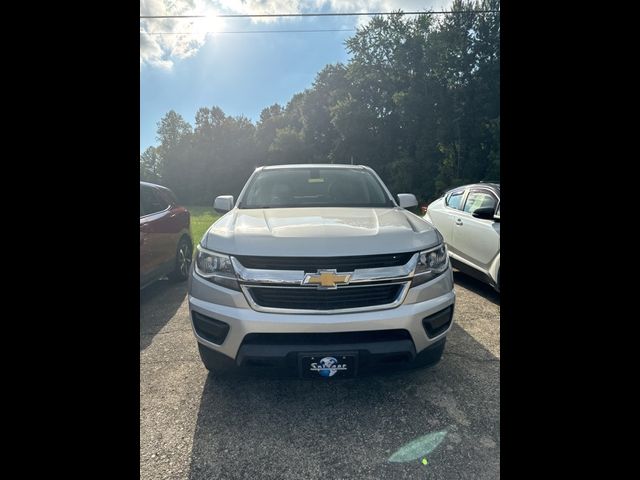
[424,183,500,292]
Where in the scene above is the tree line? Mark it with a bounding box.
[140,0,500,205]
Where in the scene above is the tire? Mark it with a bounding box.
[412,338,446,369]
[197,343,237,376]
[168,236,192,282]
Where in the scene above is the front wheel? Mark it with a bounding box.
[168,237,192,282]
[412,338,446,369]
[197,343,237,377]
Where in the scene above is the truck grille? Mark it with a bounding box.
[233,252,414,272]
[245,283,405,311]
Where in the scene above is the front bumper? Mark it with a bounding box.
[188,266,455,369]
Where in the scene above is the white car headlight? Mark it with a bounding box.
[195,245,239,290]
[411,244,449,287]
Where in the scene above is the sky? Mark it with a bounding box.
[140,0,453,153]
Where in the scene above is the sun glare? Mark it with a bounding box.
[193,13,225,36]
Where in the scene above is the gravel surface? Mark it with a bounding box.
[140,270,500,479]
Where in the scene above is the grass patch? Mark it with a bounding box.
[187,205,221,247]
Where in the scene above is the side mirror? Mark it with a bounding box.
[397,193,418,209]
[472,206,496,220]
[214,195,234,214]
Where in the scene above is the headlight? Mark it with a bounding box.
[195,245,239,290]
[411,244,449,287]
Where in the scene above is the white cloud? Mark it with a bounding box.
[140,0,453,70]
[325,1,454,27]
[140,0,212,70]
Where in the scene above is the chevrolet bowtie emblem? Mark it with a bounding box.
[303,270,352,289]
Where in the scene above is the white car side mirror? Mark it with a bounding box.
[214,195,234,214]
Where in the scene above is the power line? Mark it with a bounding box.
[140,10,499,20]
[144,28,357,35]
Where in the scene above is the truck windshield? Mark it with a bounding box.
[238,168,395,209]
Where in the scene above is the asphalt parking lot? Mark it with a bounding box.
[140,271,500,479]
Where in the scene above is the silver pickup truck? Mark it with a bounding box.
[188,164,455,378]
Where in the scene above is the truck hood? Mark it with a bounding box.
[202,207,442,257]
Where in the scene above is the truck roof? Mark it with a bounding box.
[260,164,367,170]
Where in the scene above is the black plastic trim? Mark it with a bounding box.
[192,311,230,345]
[422,306,454,338]
[450,257,496,288]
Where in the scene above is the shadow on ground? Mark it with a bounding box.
[187,323,499,480]
[453,270,500,306]
[140,279,187,351]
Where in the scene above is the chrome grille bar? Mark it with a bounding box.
[231,253,418,286]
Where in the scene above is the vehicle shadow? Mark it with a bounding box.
[140,279,187,351]
[453,270,500,306]
[187,323,500,480]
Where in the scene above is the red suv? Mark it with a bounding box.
[140,181,192,288]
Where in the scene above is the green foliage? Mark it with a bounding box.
[141,2,500,205]
[186,206,221,248]
[140,146,161,183]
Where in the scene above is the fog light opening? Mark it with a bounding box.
[422,306,454,338]
[192,311,230,345]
